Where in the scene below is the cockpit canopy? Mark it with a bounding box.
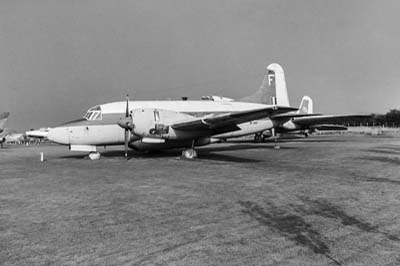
[83,105,102,120]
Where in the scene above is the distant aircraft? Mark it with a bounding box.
[25,127,50,145]
[5,133,25,144]
[26,128,50,139]
[47,67,297,159]
[0,112,10,148]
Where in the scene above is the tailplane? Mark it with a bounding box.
[240,63,290,106]
[297,96,313,114]
[0,112,10,131]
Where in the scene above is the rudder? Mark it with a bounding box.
[240,63,290,107]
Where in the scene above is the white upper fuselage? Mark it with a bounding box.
[101,100,266,114]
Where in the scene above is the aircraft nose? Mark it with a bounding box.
[47,127,70,144]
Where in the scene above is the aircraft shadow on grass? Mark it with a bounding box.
[238,200,343,266]
[358,147,400,166]
[363,148,400,155]
[239,198,400,266]
[197,144,296,153]
[358,155,400,166]
[228,137,356,145]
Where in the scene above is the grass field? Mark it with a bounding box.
[1,135,400,266]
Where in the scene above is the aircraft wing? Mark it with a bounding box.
[292,114,369,126]
[271,113,322,121]
[172,106,297,132]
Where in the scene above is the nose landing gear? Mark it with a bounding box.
[88,152,101,160]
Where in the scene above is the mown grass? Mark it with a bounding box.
[0,136,400,265]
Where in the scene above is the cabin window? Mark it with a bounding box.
[83,105,102,121]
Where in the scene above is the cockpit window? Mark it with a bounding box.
[83,105,102,120]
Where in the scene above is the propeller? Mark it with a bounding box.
[124,95,129,157]
[117,95,134,158]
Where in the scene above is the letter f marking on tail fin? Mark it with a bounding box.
[268,73,275,87]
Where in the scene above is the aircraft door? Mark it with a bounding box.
[149,109,169,136]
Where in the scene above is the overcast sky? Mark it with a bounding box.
[1,0,400,130]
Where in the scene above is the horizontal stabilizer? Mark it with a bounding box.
[0,112,10,130]
[0,112,10,119]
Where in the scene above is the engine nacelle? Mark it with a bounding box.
[281,120,298,130]
[129,137,213,151]
[131,108,204,140]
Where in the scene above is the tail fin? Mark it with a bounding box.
[0,112,10,130]
[240,63,290,106]
[297,96,313,114]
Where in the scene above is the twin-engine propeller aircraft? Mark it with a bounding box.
[0,112,10,148]
[47,65,297,159]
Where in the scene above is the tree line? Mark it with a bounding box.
[333,109,400,127]
[370,109,400,127]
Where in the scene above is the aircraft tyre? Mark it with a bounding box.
[88,152,101,160]
[182,148,197,159]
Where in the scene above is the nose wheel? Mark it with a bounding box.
[88,152,101,160]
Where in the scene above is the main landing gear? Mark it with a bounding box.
[182,140,197,159]
[254,132,263,143]
[182,148,197,159]
[272,128,280,149]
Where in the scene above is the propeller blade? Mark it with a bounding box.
[124,129,128,158]
[124,94,129,158]
[125,94,129,118]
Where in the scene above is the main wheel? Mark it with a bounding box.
[182,148,197,159]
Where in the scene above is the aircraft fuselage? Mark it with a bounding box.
[47,100,276,151]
